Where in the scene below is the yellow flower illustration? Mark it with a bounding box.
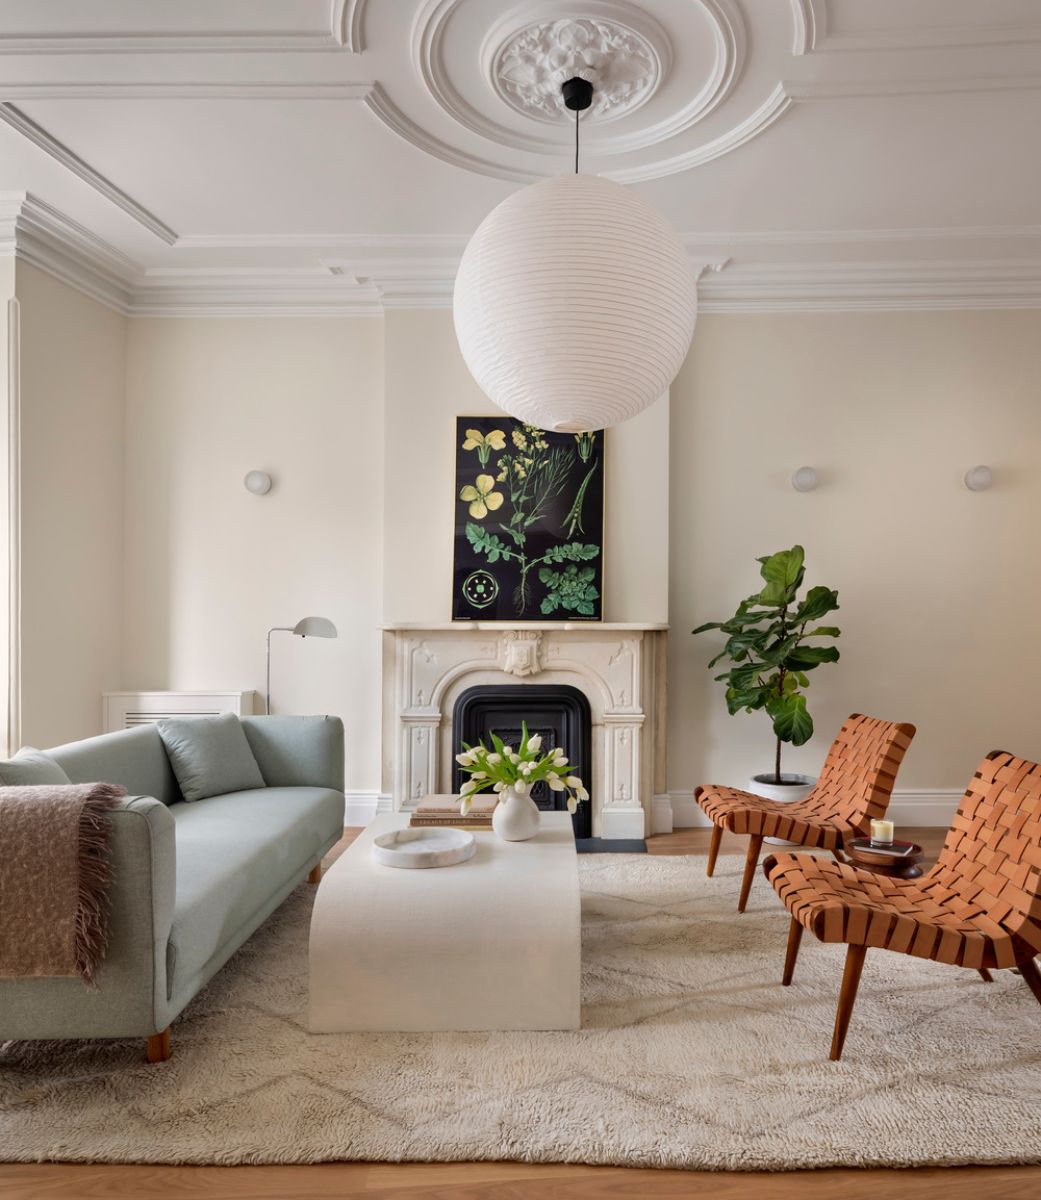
[462,428,506,465]
[459,474,504,520]
[511,429,528,451]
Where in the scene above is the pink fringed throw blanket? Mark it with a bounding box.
[0,782,125,986]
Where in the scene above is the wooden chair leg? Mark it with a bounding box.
[782,917,803,986]
[706,824,722,878]
[830,944,868,1061]
[1018,957,1041,1007]
[737,835,763,913]
[308,864,322,884]
[978,968,994,983]
[146,1028,170,1063]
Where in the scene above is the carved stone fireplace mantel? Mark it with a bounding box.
[381,623,668,839]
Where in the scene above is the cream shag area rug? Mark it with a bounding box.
[2,854,1040,1170]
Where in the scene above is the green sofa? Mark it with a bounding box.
[0,715,345,1061]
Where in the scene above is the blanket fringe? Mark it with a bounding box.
[73,783,125,988]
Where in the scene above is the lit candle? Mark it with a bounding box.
[870,818,895,847]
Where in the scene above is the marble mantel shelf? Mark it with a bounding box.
[381,622,669,632]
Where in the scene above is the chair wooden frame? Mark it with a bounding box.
[696,714,917,911]
[765,750,1041,1059]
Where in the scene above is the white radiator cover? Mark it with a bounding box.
[102,690,256,732]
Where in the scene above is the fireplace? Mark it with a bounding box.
[381,623,669,839]
[451,684,593,838]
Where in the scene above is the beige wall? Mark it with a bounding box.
[15,263,126,748]
[123,316,384,794]
[382,309,669,626]
[669,311,1041,798]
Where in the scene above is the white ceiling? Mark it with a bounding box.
[0,0,1039,314]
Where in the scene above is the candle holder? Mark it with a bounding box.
[870,818,895,849]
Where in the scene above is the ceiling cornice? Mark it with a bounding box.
[3,193,1041,317]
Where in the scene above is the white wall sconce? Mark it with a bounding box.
[244,470,273,495]
[791,466,818,492]
[964,465,993,492]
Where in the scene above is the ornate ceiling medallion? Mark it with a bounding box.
[492,17,660,123]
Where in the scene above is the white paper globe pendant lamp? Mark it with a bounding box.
[453,76,697,433]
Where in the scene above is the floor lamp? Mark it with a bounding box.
[266,617,337,713]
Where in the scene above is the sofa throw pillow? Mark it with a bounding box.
[0,747,72,787]
[157,713,265,803]
[0,748,73,787]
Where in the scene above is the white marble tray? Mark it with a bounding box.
[371,827,476,869]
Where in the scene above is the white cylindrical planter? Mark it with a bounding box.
[748,773,816,846]
[492,786,541,842]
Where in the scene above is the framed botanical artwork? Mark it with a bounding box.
[452,416,604,622]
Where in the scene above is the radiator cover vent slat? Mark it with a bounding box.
[103,691,256,732]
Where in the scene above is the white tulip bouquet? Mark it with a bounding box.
[455,722,589,815]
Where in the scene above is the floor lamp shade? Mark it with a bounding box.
[453,173,697,433]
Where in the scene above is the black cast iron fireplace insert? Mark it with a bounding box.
[451,684,592,839]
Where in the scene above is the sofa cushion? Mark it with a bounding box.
[166,786,343,993]
[0,748,72,787]
[157,714,265,803]
[46,725,183,806]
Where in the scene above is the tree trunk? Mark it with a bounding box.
[774,736,782,785]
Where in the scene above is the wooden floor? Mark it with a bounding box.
[2,826,1036,1200]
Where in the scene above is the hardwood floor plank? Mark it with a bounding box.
[2,1162,1040,1200]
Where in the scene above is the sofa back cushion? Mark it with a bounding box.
[158,713,265,803]
[241,715,345,792]
[0,747,72,786]
[45,725,182,805]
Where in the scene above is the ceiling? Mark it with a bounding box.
[0,0,1039,314]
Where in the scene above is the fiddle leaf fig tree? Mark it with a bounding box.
[692,546,840,784]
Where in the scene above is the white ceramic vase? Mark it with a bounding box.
[748,772,817,846]
[492,786,541,842]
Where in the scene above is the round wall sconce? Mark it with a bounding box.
[791,466,818,492]
[244,470,273,496]
[964,465,993,492]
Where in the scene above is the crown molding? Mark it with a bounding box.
[0,82,376,101]
[335,0,368,52]
[4,193,1041,316]
[0,191,135,313]
[697,259,1041,313]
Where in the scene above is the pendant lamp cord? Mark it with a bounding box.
[574,103,580,174]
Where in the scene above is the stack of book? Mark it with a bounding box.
[409,794,495,832]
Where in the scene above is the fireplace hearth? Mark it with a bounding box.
[452,684,592,838]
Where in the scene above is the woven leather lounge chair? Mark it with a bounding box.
[696,713,917,912]
[765,750,1041,1060]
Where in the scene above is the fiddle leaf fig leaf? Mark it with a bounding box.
[793,586,839,623]
[766,693,813,746]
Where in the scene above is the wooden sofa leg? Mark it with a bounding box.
[706,825,722,877]
[782,917,803,986]
[737,835,763,913]
[830,945,867,1062]
[978,968,994,983]
[308,864,322,884]
[1018,957,1041,1007]
[146,1028,170,1063]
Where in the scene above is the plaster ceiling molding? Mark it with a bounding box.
[0,0,364,54]
[409,0,745,163]
[794,0,1041,54]
[0,104,176,244]
[490,14,663,124]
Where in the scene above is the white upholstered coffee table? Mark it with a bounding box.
[308,812,581,1033]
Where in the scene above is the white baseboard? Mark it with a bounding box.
[345,790,387,827]
[667,788,961,829]
[600,805,647,841]
[651,793,674,835]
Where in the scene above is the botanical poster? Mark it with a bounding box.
[452,417,604,621]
